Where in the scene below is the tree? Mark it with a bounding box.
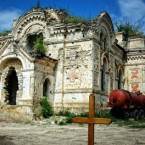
[115,19,143,40]
[33,35,46,57]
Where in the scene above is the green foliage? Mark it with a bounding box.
[95,109,111,118]
[65,113,76,123]
[33,36,47,57]
[57,109,71,116]
[115,19,143,40]
[64,16,90,25]
[0,31,11,36]
[58,120,66,125]
[112,118,145,128]
[57,109,94,124]
[57,109,76,123]
[96,109,145,128]
[40,97,53,118]
[79,112,89,117]
[52,108,145,128]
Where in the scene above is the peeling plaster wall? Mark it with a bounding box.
[0,9,127,118]
[124,37,145,94]
[34,62,56,101]
[52,40,94,112]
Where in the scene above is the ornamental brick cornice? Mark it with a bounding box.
[127,55,145,60]
[13,12,46,36]
[12,8,64,39]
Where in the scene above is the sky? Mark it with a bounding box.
[0,0,145,33]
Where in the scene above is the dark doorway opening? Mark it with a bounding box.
[118,70,122,89]
[5,67,19,105]
[43,78,49,97]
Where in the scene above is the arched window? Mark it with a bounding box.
[100,33,104,49]
[101,66,105,91]
[100,33,107,51]
[43,78,50,97]
[104,38,107,51]
[27,33,43,51]
[101,58,107,91]
[118,70,123,89]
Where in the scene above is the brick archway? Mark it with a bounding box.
[5,67,18,105]
[0,58,23,104]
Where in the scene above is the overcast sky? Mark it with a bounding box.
[0,0,145,33]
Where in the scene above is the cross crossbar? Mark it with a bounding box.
[72,117,111,124]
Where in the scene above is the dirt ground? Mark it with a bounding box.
[0,119,145,145]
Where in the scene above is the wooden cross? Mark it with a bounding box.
[72,94,112,145]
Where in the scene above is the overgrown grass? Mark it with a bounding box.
[95,109,145,129]
[114,119,145,129]
[57,109,145,128]
[57,109,76,123]
[0,31,11,36]
[64,16,91,25]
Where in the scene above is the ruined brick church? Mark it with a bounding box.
[0,8,144,120]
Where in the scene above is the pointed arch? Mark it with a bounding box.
[117,65,124,89]
[101,52,109,70]
[100,55,108,92]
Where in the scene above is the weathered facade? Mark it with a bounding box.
[123,36,145,94]
[0,8,136,120]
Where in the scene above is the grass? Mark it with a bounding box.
[64,16,91,25]
[94,109,145,129]
[53,109,145,128]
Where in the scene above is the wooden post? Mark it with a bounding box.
[72,94,112,145]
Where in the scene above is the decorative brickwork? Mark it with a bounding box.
[131,83,139,92]
[131,70,138,79]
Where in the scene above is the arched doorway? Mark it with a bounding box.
[5,67,19,105]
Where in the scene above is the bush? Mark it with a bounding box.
[57,109,76,123]
[95,109,111,118]
[33,36,47,57]
[57,109,91,123]
[79,112,89,117]
[115,19,143,40]
[40,97,53,118]
[0,31,11,36]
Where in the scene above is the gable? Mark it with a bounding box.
[99,12,114,36]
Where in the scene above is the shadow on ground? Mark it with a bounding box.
[0,136,15,145]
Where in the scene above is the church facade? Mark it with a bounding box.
[0,8,143,120]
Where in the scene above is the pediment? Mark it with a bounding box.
[0,40,14,57]
[0,39,34,65]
